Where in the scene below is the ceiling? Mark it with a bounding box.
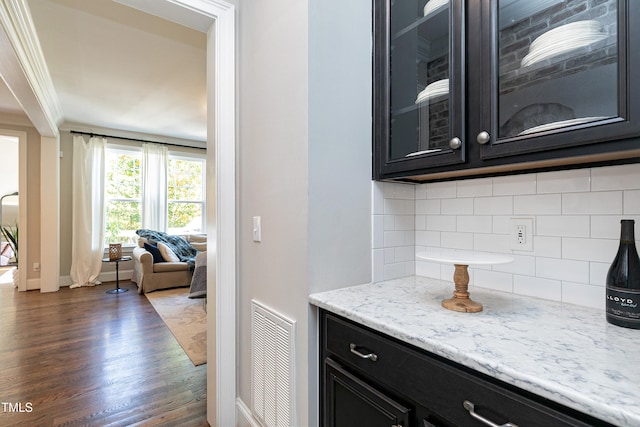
[0,0,207,143]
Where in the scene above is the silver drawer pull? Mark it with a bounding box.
[349,343,378,362]
[463,400,518,427]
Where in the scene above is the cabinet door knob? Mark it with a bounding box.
[463,400,518,427]
[449,137,462,150]
[349,343,378,362]
[476,131,491,144]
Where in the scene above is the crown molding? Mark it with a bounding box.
[0,0,62,137]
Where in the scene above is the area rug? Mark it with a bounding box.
[145,287,207,366]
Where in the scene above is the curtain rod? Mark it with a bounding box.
[70,130,205,150]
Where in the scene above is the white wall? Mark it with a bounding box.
[236,0,372,425]
[373,163,640,310]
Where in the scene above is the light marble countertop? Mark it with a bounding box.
[309,276,640,427]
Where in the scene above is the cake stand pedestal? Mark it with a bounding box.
[416,249,514,313]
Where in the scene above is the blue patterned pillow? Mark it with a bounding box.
[144,242,165,263]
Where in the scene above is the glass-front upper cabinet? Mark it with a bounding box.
[374,0,466,178]
[477,0,640,159]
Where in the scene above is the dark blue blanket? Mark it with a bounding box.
[136,229,198,269]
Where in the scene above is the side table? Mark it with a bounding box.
[101,256,132,294]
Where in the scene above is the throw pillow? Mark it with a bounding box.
[144,242,165,263]
[158,242,180,262]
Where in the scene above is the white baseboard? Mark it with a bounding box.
[26,278,40,290]
[236,398,261,427]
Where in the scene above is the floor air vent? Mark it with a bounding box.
[251,300,296,427]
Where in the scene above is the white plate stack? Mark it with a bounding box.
[423,0,448,18]
[521,20,607,67]
[415,79,449,104]
[519,116,608,135]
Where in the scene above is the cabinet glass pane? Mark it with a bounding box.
[497,0,618,139]
[389,0,451,160]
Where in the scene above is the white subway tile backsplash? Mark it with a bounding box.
[590,216,628,239]
[514,194,561,215]
[473,269,513,293]
[513,275,561,301]
[383,262,408,281]
[562,191,622,215]
[537,215,589,237]
[536,257,589,283]
[441,198,474,215]
[416,230,440,247]
[426,181,457,199]
[591,164,640,191]
[395,246,415,262]
[493,254,535,276]
[493,173,537,196]
[456,177,492,198]
[457,216,492,233]
[492,216,513,235]
[624,190,640,214]
[395,183,416,200]
[536,169,591,194]
[473,233,511,253]
[561,282,604,310]
[426,215,456,232]
[384,230,406,247]
[440,232,473,250]
[474,196,513,215]
[532,236,562,258]
[589,261,609,286]
[416,260,441,279]
[373,163,640,311]
[416,199,439,215]
[395,215,415,231]
[561,237,618,263]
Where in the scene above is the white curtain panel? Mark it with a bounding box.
[70,135,106,288]
[142,142,168,231]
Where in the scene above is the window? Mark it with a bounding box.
[105,148,142,245]
[167,155,205,235]
[104,145,205,246]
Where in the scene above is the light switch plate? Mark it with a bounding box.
[252,216,261,242]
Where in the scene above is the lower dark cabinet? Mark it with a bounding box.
[320,310,613,427]
[325,358,410,427]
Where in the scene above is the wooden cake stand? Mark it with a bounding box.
[416,249,514,313]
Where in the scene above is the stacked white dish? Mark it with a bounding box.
[519,116,608,135]
[423,0,448,18]
[415,79,449,104]
[521,20,607,67]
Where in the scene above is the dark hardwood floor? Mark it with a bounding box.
[0,278,208,427]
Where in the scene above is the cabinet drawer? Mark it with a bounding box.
[322,312,606,427]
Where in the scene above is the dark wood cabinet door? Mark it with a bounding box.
[475,0,640,160]
[373,0,467,179]
[324,358,411,427]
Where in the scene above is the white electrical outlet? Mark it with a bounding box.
[510,218,533,251]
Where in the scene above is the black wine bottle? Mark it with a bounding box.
[606,219,640,329]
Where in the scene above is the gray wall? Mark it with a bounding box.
[235,0,372,424]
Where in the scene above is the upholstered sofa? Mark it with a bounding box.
[131,233,206,294]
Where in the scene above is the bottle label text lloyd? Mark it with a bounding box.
[607,288,640,319]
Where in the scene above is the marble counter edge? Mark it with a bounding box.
[309,277,639,427]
